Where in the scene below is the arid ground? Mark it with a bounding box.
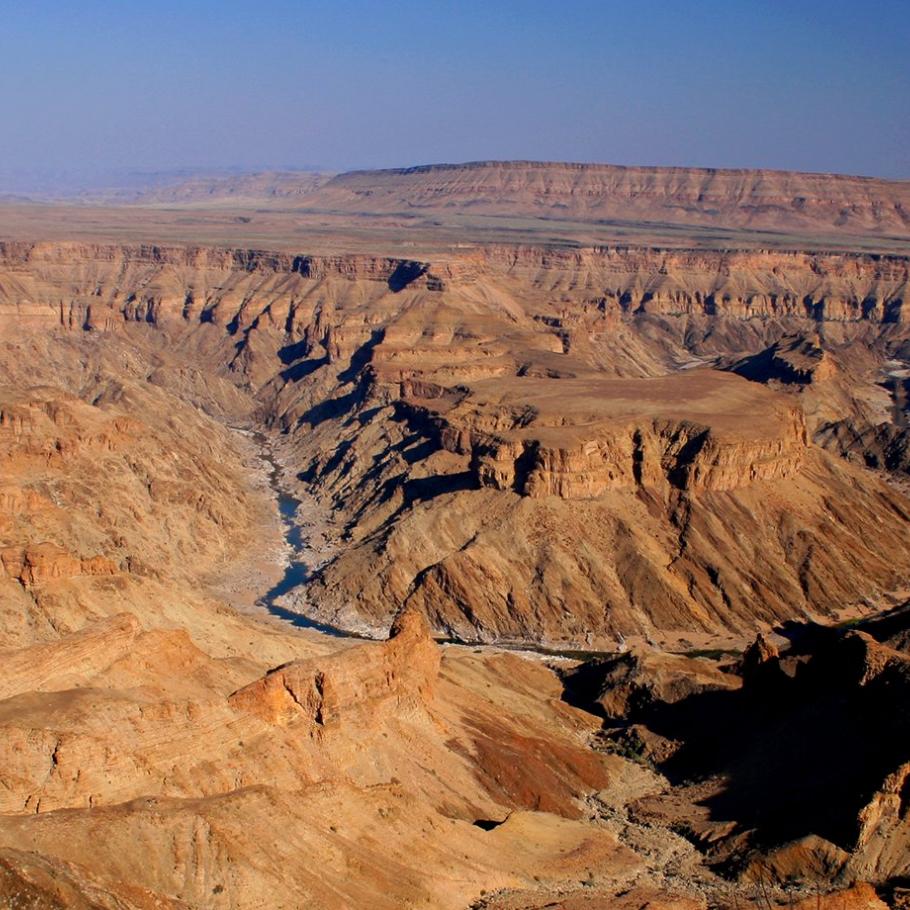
[0,161,909,909]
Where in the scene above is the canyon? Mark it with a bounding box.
[0,161,909,908]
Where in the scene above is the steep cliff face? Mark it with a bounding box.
[476,245,910,326]
[229,608,440,726]
[1,241,907,331]
[305,446,909,647]
[405,373,807,499]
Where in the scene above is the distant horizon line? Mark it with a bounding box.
[2,157,908,198]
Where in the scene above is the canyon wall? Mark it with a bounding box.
[2,159,908,908]
[0,241,907,330]
[1,240,909,646]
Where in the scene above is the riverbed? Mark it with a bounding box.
[251,432,371,639]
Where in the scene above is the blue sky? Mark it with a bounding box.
[1,0,908,189]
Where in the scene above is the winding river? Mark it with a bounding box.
[250,431,608,661]
[253,434,367,639]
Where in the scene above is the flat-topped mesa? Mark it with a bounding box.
[311,161,910,235]
[405,372,807,498]
[228,608,440,727]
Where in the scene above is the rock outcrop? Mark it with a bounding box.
[229,608,440,726]
[576,610,910,891]
[0,543,117,586]
[563,646,741,725]
[731,333,837,385]
[406,372,807,498]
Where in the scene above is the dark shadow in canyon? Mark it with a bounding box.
[562,619,910,856]
[281,355,330,383]
[338,331,384,383]
[387,261,428,292]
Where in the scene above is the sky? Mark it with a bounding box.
[0,0,908,192]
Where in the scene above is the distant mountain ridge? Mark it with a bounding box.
[309,160,910,236]
[115,159,910,238]
[128,169,334,204]
[344,158,908,181]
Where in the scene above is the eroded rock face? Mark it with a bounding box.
[0,353,270,651]
[0,373,634,907]
[0,543,117,586]
[731,333,837,386]
[477,881,888,910]
[563,646,741,725]
[1,241,909,647]
[0,242,907,337]
[229,608,440,726]
[305,161,910,237]
[408,372,808,498]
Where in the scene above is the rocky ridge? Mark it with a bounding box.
[146,160,910,238]
[562,605,910,892]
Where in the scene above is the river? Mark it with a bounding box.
[252,433,370,640]
[248,430,610,661]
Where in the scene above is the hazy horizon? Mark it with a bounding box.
[1,0,908,195]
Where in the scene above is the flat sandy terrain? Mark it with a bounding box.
[3,199,910,257]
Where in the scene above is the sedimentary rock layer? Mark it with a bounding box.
[204,160,910,238]
[0,219,906,906]
[1,241,908,329]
